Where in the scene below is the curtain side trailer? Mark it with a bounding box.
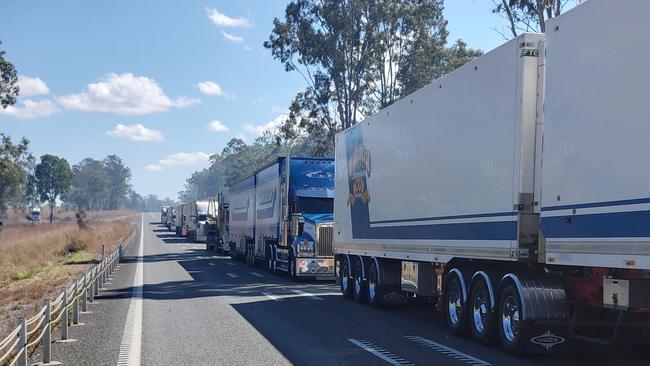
[334,0,650,355]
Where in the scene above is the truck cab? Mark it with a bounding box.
[30,207,41,222]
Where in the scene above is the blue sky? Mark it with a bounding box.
[0,0,509,200]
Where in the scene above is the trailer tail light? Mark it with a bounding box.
[624,260,636,267]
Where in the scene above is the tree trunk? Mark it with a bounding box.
[49,204,54,223]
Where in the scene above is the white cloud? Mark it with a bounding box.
[234,133,247,141]
[208,120,228,132]
[242,114,287,137]
[106,123,164,142]
[146,152,211,172]
[206,8,253,28]
[271,105,288,114]
[58,73,200,115]
[197,81,223,96]
[144,164,163,172]
[18,76,50,96]
[221,31,245,43]
[196,81,235,100]
[0,99,59,119]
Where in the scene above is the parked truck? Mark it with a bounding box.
[185,200,211,242]
[334,0,650,356]
[206,193,230,254]
[160,206,170,225]
[229,157,335,280]
[173,203,186,236]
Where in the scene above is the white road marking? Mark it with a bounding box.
[117,213,144,366]
[225,262,235,266]
[348,339,414,365]
[208,263,216,266]
[291,289,323,301]
[249,272,264,278]
[262,292,281,301]
[226,272,239,278]
[405,336,491,366]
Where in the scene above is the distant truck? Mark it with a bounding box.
[334,0,650,356]
[173,203,187,236]
[186,200,211,242]
[30,207,41,222]
[206,193,230,254]
[229,157,335,280]
[160,206,170,225]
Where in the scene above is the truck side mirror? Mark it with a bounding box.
[298,221,304,236]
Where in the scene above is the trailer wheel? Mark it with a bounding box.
[230,243,237,260]
[353,259,368,303]
[469,279,496,345]
[339,258,353,299]
[267,245,276,273]
[367,260,383,307]
[444,272,468,336]
[498,283,528,356]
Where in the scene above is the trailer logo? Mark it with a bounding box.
[530,331,565,350]
[347,145,371,206]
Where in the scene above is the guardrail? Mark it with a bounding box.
[0,227,136,366]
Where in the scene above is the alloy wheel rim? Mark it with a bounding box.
[472,291,488,334]
[448,285,462,325]
[501,295,520,342]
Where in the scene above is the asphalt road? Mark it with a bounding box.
[44,213,649,365]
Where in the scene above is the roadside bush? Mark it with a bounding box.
[61,230,91,254]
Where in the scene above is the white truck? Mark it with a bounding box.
[186,200,212,242]
[334,0,650,355]
[206,193,230,254]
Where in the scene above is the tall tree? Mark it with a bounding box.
[102,155,131,210]
[266,0,481,154]
[67,158,110,211]
[0,41,19,109]
[0,134,33,226]
[35,154,72,223]
[493,0,582,38]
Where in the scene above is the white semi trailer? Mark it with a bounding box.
[334,0,650,355]
[186,200,211,242]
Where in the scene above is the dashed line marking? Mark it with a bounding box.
[348,339,414,365]
[249,272,264,278]
[208,263,216,266]
[226,272,239,278]
[291,289,323,301]
[405,336,491,366]
[225,262,235,266]
[262,292,280,301]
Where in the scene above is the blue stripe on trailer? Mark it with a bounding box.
[367,220,517,241]
[370,211,517,225]
[541,197,650,212]
[541,210,650,238]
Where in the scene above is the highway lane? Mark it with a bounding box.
[48,213,648,365]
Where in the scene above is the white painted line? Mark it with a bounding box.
[348,339,414,365]
[291,289,323,301]
[262,292,281,301]
[225,262,235,266]
[208,263,216,266]
[117,213,144,366]
[226,272,239,278]
[405,336,491,366]
[249,272,264,278]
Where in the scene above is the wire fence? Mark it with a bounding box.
[0,227,136,366]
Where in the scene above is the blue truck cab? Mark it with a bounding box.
[228,156,335,279]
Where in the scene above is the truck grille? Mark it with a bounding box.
[317,225,333,256]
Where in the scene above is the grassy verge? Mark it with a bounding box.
[0,212,136,338]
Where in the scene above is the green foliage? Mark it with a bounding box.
[265,0,482,153]
[35,154,72,223]
[66,158,110,211]
[493,0,581,37]
[0,41,19,109]
[102,155,132,210]
[0,134,33,220]
[75,209,88,230]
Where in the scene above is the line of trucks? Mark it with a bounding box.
[161,0,650,356]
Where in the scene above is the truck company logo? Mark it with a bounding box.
[305,170,333,179]
[258,189,276,206]
[347,144,371,206]
[530,331,565,350]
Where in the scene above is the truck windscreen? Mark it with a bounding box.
[297,197,333,214]
[198,215,207,221]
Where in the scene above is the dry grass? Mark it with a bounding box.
[0,212,136,337]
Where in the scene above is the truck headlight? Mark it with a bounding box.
[297,240,314,256]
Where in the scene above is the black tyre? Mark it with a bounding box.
[367,260,383,307]
[339,258,354,299]
[267,246,276,273]
[498,283,528,356]
[444,273,468,336]
[230,244,238,260]
[469,279,496,345]
[353,259,368,303]
[288,254,298,281]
